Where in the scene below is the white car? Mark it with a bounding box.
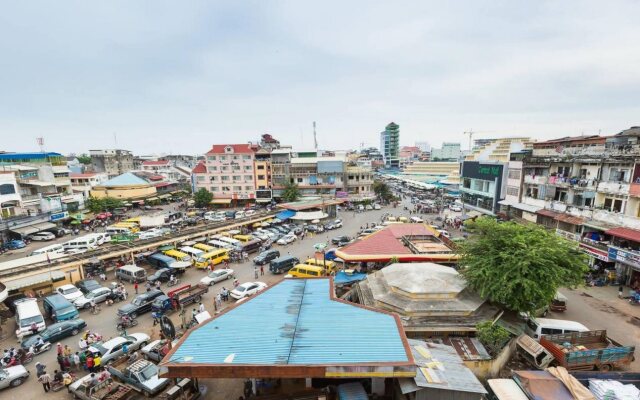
[449,205,462,212]
[276,234,296,245]
[334,219,343,228]
[88,333,150,365]
[56,284,84,302]
[28,232,56,241]
[74,287,113,309]
[230,282,268,300]
[438,230,451,238]
[365,204,373,210]
[0,365,30,389]
[200,268,235,286]
[373,204,382,210]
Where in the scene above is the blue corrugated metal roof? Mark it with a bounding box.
[337,382,368,400]
[168,278,409,366]
[275,209,296,220]
[101,172,149,187]
[0,152,63,160]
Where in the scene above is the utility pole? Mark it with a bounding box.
[313,121,318,151]
[463,130,474,151]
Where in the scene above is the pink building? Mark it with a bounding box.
[193,144,258,203]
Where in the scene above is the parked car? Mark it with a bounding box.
[117,289,164,319]
[27,232,56,241]
[0,366,30,389]
[306,224,324,233]
[449,205,462,212]
[74,287,113,309]
[373,204,382,210]
[87,333,150,365]
[5,240,26,250]
[324,222,336,230]
[200,269,235,286]
[331,235,351,245]
[334,219,343,228]
[276,233,296,245]
[76,279,102,295]
[56,284,84,302]
[365,204,373,210]
[230,282,267,300]
[21,319,87,349]
[253,249,280,265]
[146,268,175,284]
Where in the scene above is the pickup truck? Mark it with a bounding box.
[67,374,137,400]
[518,330,635,371]
[107,357,169,397]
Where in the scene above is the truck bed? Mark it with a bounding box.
[540,330,635,370]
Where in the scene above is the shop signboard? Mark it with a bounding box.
[579,242,609,262]
[50,211,69,222]
[608,246,640,268]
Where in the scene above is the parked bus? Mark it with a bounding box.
[63,235,99,251]
[193,243,215,253]
[112,222,140,233]
[179,246,204,260]
[238,239,262,254]
[217,236,242,248]
[207,239,234,250]
[304,258,337,274]
[29,243,65,256]
[233,234,252,243]
[163,249,192,263]
[194,249,230,269]
[106,226,132,236]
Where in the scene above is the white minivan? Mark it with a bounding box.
[29,243,65,256]
[63,235,99,251]
[524,317,589,340]
[15,298,46,335]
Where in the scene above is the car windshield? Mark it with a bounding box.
[20,315,44,327]
[139,364,159,381]
[92,343,107,354]
[0,369,7,378]
[209,271,223,278]
[132,296,145,306]
[63,287,80,294]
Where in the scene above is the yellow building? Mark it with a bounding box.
[465,137,534,162]
[402,161,460,176]
[90,172,157,200]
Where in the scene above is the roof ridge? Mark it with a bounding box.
[285,279,306,364]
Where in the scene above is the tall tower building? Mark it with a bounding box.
[380,122,400,169]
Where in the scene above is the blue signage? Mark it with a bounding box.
[50,212,69,222]
[608,246,640,267]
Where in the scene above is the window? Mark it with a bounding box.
[207,156,216,161]
[245,175,253,181]
[526,187,539,198]
[554,190,567,202]
[222,186,231,191]
[609,168,630,183]
[233,175,241,181]
[258,175,265,180]
[221,166,228,171]
[209,176,217,182]
[244,165,252,170]
[541,328,563,335]
[219,156,227,161]
[245,186,253,190]
[603,198,623,213]
[297,178,303,183]
[257,165,265,170]
[221,176,229,181]
[210,187,218,192]
[210,166,217,171]
[243,155,251,160]
[0,184,16,195]
[508,169,521,179]
[234,186,242,191]
[232,155,239,160]
[557,166,571,177]
[506,186,519,196]
[232,165,241,171]
[196,176,205,181]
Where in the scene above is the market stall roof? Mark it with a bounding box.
[210,199,232,204]
[5,270,65,291]
[536,209,560,218]
[277,198,344,211]
[10,222,56,236]
[605,227,640,243]
[334,271,367,286]
[275,210,296,220]
[290,210,328,221]
[554,214,585,225]
[99,172,150,187]
[582,219,620,231]
[512,370,575,400]
[160,278,415,379]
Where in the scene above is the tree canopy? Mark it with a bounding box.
[372,180,394,202]
[193,188,213,208]
[86,197,124,213]
[458,217,588,313]
[282,181,300,202]
[76,153,92,165]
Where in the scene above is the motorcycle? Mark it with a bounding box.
[167,278,180,287]
[1,349,33,367]
[29,342,52,357]
[116,317,139,332]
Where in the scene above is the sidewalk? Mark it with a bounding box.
[566,284,640,320]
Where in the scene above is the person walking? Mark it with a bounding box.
[38,371,51,392]
[79,352,87,371]
[260,265,264,276]
[73,352,81,371]
[64,344,72,357]
[198,302,205,313]
[86,354,94,373]
[57,353,65,371]
[134,282,139,294]
[254,266,258,279]
[215,293,222,310]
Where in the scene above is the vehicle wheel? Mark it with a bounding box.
[23,353,34,364]
[209,281,214,286]
[195,295,202,302]
[84,303,91,309]
[106,359,114,367]
[131,319,138,326]
[9,378,24,387]
[71,328,79,336]
[130,312,137,319]
[227,275,233,279]
[116,324,124,332]
[599,364,612,372]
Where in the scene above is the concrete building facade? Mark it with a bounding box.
[89,149,134,179]
[380,122,400,169]
[431,143,461,161]
[195,144,257,202]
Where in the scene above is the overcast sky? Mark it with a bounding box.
[2,1,639,155]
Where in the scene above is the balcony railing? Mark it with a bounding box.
[597,181,630,196]
[580,237,610,251]
[524,175,548,185]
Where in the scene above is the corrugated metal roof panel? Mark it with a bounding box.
[168,279,410,366]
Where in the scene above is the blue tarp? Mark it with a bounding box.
[334,271,367,286]
[275,210,296,220]
[337,382,368,400]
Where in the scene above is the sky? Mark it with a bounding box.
[1,1,640,155]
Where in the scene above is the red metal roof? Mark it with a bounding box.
[337,224,435,260]
[554,214,584,225]
[206,144,256,155]
[605,227,640,243]
[142,160,170,166]
[192,162,206,173]
[536,209,560,218]
[154,182,173,188]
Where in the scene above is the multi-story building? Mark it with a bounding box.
[70,172,109,199]
[431,142,461,161]
[415,141,431,153]
[402,161,460,177]
[140,160,185,182]
[465,137,533,162]
[460,161,508,215]
[345,164,374,201]
[89,149,134,178]
[194,144,258,204]
[254,148,272,203]
[0,172,21,219]
[380,122,400,169]
[288,154,345,198]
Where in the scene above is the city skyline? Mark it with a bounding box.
[2,2,640,154]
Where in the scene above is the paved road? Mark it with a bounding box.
[2,203,408,398]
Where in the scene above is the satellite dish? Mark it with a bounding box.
[160,315,176,340]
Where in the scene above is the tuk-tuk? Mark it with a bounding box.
[549,292,567,312]
[151,295,175,315]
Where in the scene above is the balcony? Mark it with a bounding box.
[597,181,630,196]
[524,175,548,185]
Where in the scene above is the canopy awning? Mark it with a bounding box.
[146,197,159,201]
[158,194,172,199]
[290,210,328,221]
[210,199,232,204]
[275,210,296,220]
[20,180,55,187]
[6,270,66,291]
[10,222,56,236]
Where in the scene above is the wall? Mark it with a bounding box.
[90,186,156,200]
[463,338,515,380]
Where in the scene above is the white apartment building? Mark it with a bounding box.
[70,172,109,199]
[194,144,257,203]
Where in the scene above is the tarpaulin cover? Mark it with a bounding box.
[513,370,575,400]
[334,271,367,285]
[546,367,595,400]
[275,210,296,220]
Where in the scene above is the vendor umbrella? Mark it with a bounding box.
[70,219,81,225]
[82,219,92,224]
[311,219,320,224]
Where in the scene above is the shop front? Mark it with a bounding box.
[606,227,640,288]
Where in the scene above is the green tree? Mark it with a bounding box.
[458,217,588,314]
[103,197,124,211]
[372,180,394,202]
[85,197,104,213]
[76,153,92,165]
[282,181,300,202]
[476,321,511,356]
[193,188,213,208]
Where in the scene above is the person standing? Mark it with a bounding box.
[93,354,102,372]
[254,266,258,279]
[260,265,264,276]
[73,352,81,371]
[86,354,94,373]
[57,353,65,371]
[215,293,222,310]
[198,302,205,313]
[38,371,51,393]
[134,282,139,294]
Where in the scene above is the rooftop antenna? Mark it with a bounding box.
[313,121,318,151]
[463,130,474,151]
[113,132,118,147]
